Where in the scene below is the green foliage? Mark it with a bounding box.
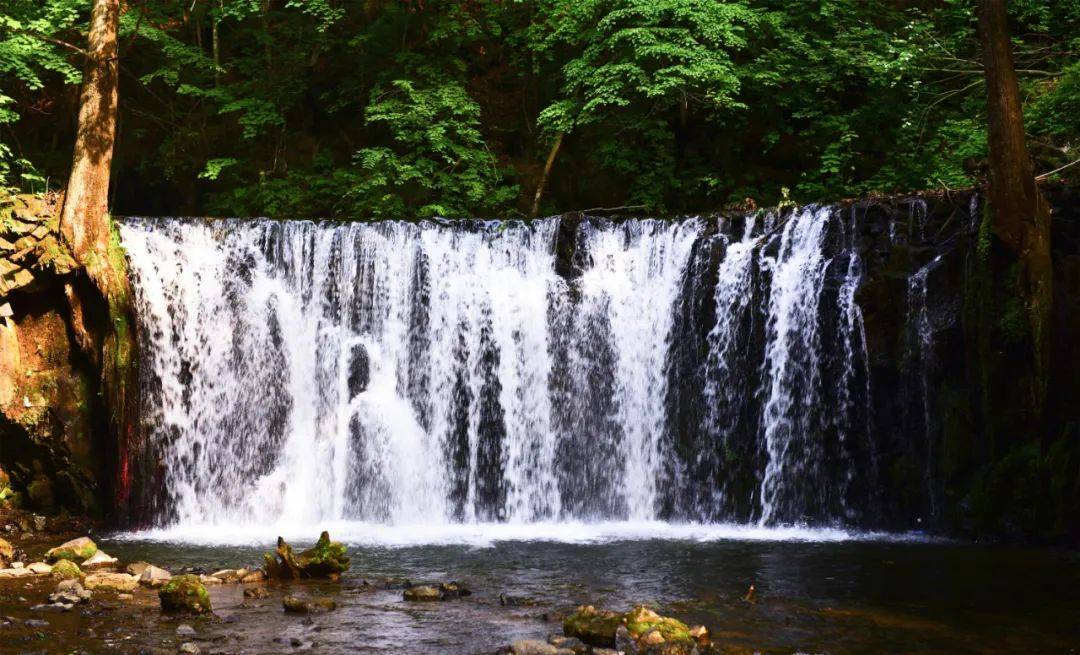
[0,0,1078,215]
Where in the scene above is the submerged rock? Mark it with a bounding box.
[50,559,81,579]
[282,595,337,613]
[159,574,212,614]
[44,536,97,563]
[50,579,91,605]
[402,581,471,601]
[83,572,138,593]
[243,586,270,599]
[509,639,574,655]
[403,585,442,602]
[263,531,350,579]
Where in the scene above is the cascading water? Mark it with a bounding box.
[119,207,877,539]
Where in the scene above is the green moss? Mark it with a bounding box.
[625,606,694,643]
[159,574,212,614]
[50,559,82,580]
[296,531,350,576]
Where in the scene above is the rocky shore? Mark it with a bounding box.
[0,519,742,655]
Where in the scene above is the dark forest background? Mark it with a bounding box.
[2,0,1079,218]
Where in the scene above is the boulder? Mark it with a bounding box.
[179,642,201,655]
[563,605,624,647]
[125,561,151,577]
[50,559,82,580]
[83,572,138,593]
[159,574,212,614]
[81,550,118,571]
[27,562,52,574]
[0,566,33,579]
[282,595,337,614]
[44,536,97,563]
[240,569,266,584]
[139,565,172,588]
[263,531,350,579]
[0,536,12,561]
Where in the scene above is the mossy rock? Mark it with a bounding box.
[625,606,694,644]
[45,537,97,563]
[51,559,82,580]
[563,605,624,647]
[159,574,212,614]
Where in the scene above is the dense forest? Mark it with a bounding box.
[1,0,1079,219]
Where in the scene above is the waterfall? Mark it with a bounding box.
[120,208,874,534]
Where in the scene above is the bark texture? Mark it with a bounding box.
[55,0,140,517]
[978,0,1053,419]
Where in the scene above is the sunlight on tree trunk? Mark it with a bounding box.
[59,0,120,295]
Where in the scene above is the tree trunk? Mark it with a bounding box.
[57,0,141,518]
[59,0,121,296]
[530,132,564,218]
[978,0,1053,422]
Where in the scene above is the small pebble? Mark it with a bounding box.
[176,624,196,637]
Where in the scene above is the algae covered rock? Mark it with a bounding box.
[264,531,350,579]
[624,605,694,643]
[159,574,212,614]
[563,605,624,647]
[50,559,82,579]
[44,536,97,563]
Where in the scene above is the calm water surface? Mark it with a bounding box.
[1,534,1078,654]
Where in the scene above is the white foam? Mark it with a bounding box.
[115,520,932,548]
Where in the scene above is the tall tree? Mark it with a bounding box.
[977,0,1053,422]
[58,0,120,296]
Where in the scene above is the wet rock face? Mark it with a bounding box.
[347,344,369,397]
[1,194,103,518]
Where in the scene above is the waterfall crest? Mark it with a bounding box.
[120,209,875,532]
